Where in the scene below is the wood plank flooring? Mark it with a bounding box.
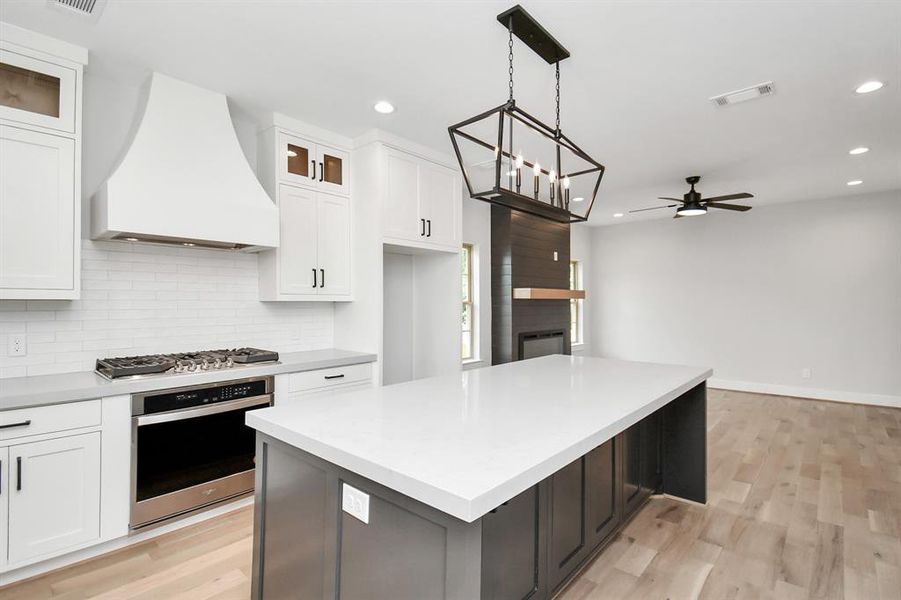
[3,389,900,599]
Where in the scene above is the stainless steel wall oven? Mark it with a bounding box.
[130,376,273,529]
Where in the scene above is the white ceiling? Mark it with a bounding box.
[2,0,899,225]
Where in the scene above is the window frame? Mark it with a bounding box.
[462,243,476,361]
[570,260,583,347]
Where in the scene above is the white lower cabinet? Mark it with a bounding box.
[7,432,101,565]
[0,446,8,570]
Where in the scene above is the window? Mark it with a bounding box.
[462,244,475,360]
[570,260,582,345]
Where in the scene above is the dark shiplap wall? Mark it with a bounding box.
[491,206,571,364]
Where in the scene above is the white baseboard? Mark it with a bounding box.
[708,378,901,409]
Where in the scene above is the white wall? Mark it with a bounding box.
[0,70,335,379]
[588,191,901,406]
[461,198,491,367]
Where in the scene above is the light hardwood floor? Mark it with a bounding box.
[3,389,900,599]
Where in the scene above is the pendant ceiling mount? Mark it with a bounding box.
[449,4,605,224]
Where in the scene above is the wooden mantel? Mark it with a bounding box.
[513,288,586,300]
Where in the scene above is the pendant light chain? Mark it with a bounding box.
[555,61,561,134]
[508,18,515,102]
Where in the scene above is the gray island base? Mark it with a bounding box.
[248,358,707,600]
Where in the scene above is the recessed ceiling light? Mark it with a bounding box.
[855,81,884,94]
[572,197,584,202]
[613,213,624,218]
[183,242,196,247]
[373,101,395,114]
[124,237,138,242]
[846,180,863,186]
[848,146,869,155]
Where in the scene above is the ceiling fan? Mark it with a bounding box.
[630,176,753,218]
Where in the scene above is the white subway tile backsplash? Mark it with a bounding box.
[0,240,335,378]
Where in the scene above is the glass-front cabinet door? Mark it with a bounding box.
[317,144,349,196]
[277,131,316,188]
[0,49,76,133]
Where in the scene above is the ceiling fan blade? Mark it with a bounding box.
[629,204,678,213]
[706,201,752,212]
[657,197,682,202]
[702,192,753,203]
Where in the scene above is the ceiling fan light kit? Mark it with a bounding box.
[631,175,754,219]
[448,4,605,224]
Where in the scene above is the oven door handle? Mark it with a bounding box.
[135,395,272,426]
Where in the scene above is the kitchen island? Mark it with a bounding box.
[246,355,711,600]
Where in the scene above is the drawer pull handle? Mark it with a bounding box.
[324,374,345,380]
[0,420,32,430]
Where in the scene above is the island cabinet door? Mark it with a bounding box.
[480,485,547,600]
[640,411,662,494]
[547,457,588,591]
[622,422,644,516]
[586,438,621,548]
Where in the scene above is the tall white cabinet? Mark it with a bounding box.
[0,24,87,300]
[258,114,353,301]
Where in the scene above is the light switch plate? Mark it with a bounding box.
[342,483,370,524]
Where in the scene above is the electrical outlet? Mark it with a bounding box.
[342,483,370,524]
[801,368,811,380]
[7,334,26,357]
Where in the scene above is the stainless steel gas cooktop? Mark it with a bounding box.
[95,347,279,380]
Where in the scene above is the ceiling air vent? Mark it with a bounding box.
[47,0,107,22]
[709,81,775,107]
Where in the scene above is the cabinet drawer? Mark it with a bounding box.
[287,363,372,393]
[0,400,101,441]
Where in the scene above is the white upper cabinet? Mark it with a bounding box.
[7,432,101,565]
[0,26,85,300]
[275,131,349,196]
[0,48,77,133]
[317,193,351,296]
[382,147,461,252]
[0,126,75,293]
[258,120,353,301]
[276,185,319,295]
[420,163,460,249]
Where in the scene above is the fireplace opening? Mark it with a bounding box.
[519,330,567,360]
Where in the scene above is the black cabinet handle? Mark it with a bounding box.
[16,456,22,491]
[420,218,425,236]
[312,268,318,288]
[427,220,431,237]
[324,374,345,380]
[319,162,324,182]
[311,160,316,180]
[0,420,31,430]
[320,268,325,288]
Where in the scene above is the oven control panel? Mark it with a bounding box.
[138,378,270,415]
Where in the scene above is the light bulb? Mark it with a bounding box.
[533,162,541,176]
[516,153,524,169]
[563,176,570,189]
[548,169,557,183]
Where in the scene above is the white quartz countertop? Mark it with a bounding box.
[0,349,376,410]
[246,355,712,522]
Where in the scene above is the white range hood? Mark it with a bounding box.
[92,73,278,250]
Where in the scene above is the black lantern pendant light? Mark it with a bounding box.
[448,5,605,223]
